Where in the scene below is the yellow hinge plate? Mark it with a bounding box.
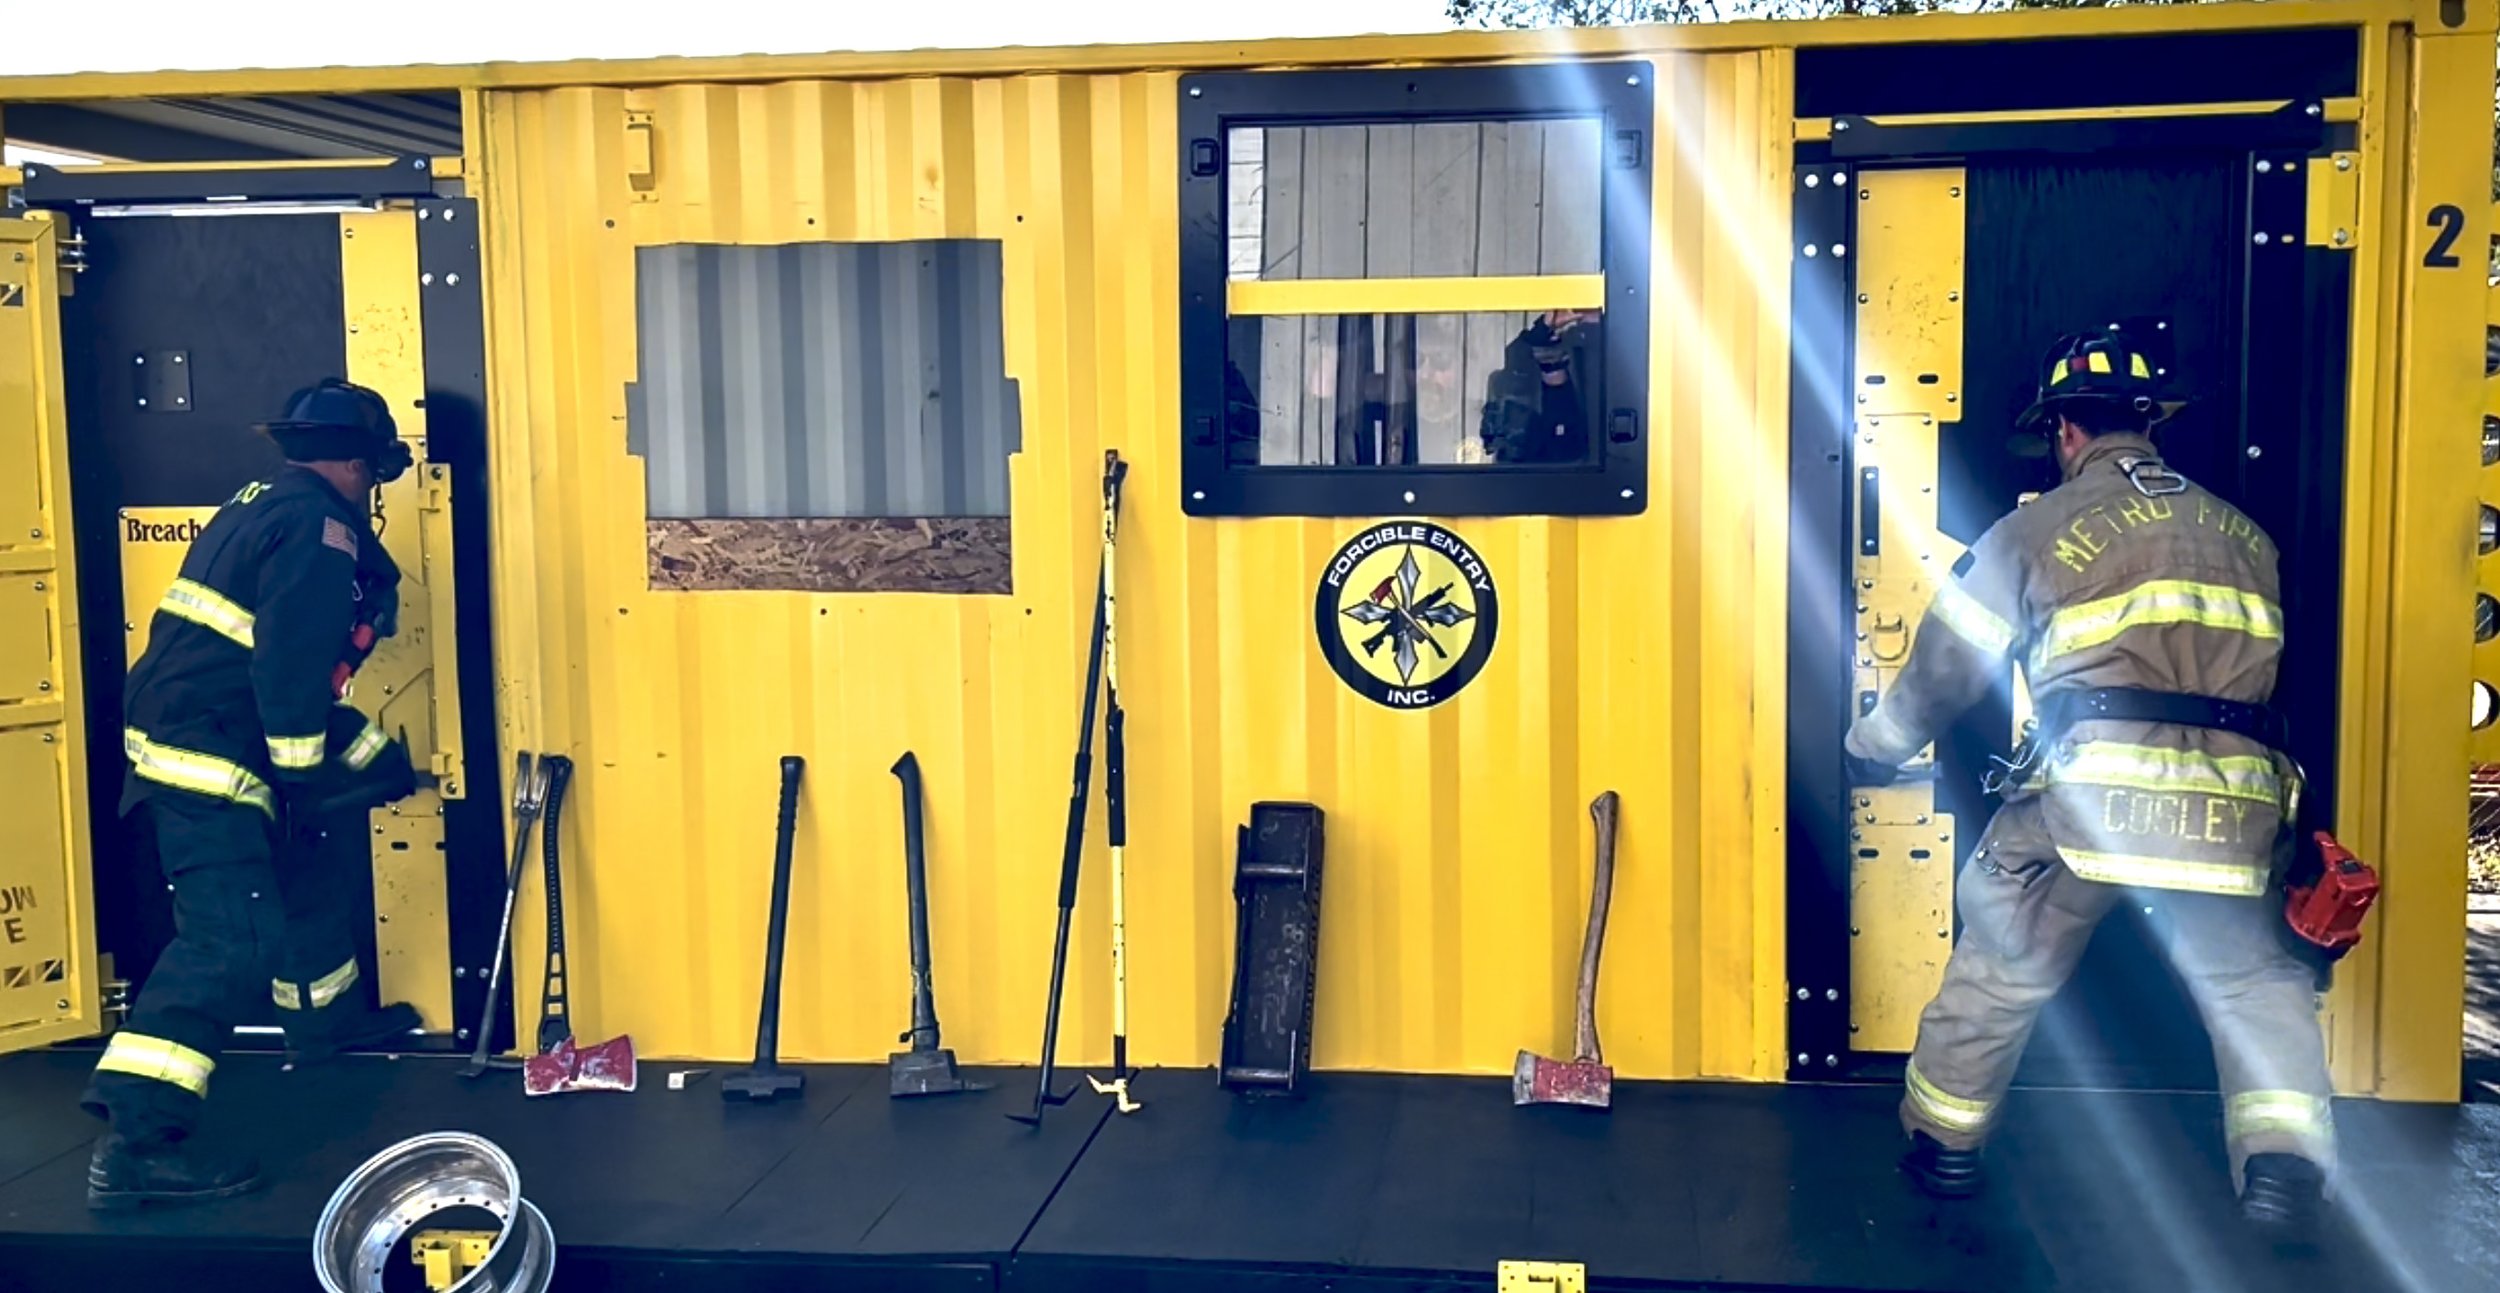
[1498,1260,1587,1293]
[413,1229,498,1293]
[1849,811,1957,1053]
[2305,152,2361,250]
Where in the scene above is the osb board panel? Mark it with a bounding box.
[647,518,1011,595]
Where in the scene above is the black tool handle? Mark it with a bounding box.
[535,755,575,1053]
[753,755,805,1069]
[893,751,940,1051]
[1021,513,1114,1125]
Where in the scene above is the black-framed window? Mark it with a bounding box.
[1179,63,1655,518]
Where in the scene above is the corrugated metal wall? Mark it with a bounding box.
[475,52,1793,1079]
[627,239,1020,518]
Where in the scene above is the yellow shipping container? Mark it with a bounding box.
[0,0,2487,1103]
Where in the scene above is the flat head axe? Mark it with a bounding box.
[1514,789,1619,1109]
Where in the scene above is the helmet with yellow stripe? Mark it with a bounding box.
[2012,326,2181,456]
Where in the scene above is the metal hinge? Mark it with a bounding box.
[2306,152,2360,250]
[625,109,658,202]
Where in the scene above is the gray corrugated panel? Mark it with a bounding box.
[629,240,1020,519]
[59,94,465,161]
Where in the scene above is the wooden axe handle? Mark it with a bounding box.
[1573,790,1620,1064]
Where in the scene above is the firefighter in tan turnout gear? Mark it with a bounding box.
[82,380,427,1210]
[1840,330,2333,1240]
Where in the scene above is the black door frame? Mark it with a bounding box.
[22,164,510,1058]
[1784,32,2360,1083]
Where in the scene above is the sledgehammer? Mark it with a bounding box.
[1513,790,1620,1109]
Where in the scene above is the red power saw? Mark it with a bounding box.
[2284,831,2378,959]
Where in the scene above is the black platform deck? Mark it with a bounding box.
[0,1050,2491,1293]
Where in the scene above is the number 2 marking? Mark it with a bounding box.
[2424,204,2466,268]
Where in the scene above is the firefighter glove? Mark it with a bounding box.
[1843,751,1902,788]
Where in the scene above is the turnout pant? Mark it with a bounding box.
[81,792,285,1144]
[1900,798,2336,1188]
[268,806,373,1026]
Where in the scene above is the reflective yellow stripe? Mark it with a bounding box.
[341,720,388,772]
[273,959,360,1011]
[308,959,359,1008]
[2226,1091,2334,1146]
[1929,579,2017,657]
[158,578,256,649]
[124,728,277,817]
[94,1032,215,1097]
[2046,742,2282,804]
[1905,1060,1992,1134]
[267,733,325,771]
[2038,579,2281,665]
[2060,849,2269,897]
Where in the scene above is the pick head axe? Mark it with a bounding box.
[1513,789,1620,1109]
[521,755,637,1097]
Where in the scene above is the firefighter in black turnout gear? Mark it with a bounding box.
[83,380,426,1210]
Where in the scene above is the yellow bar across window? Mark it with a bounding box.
[1226,274,1606,318]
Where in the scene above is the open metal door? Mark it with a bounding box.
[0,213,103,1054]
[11,156,507,1053]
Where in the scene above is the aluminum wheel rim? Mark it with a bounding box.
[312,1131,556,1293]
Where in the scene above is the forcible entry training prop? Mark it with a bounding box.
[1012,449,1128,1129]
[889,751,984,1097]
[724,756,807,1103]
[460,752,550,1079]
[1513,790,1620,1110]
[522,754,637,1096]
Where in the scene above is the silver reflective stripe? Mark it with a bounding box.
[267,733,325,771]
[2060,849,2268,897]
[124,728,277,817]
[1905,1059,1992,1134]
[159,578,256,649]
[274,960,360,1012]
[2225,1090,2334,1149]
[1929,579,2016,658]
[2037,579,2281,666]
[94,1032,215,1097]
[341,719,389,772]
[2046,742,2282,804]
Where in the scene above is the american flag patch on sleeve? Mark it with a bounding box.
[322,516,359,558]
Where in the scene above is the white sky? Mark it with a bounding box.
[0,0,1457,76]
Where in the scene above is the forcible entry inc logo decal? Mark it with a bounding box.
[1315,520,1500,711]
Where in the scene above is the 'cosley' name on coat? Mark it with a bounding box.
[125,516,206,544]
[1323,523,1493,594]
[2049,494,2267,573]
[2097,789,2258,846]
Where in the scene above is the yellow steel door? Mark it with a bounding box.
[0,214,102,1054]
[342,208,464,1031]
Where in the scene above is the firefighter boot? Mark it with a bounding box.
[2237,1153,2325,1244]
[286,1000,422,1066]
[87,1134,262,1211]
[1901,1131,1985,1199]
